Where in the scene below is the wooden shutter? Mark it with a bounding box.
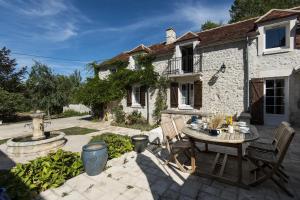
[250,78,264,125]
[296,26,300,48]
[170,82,178,108]
[140,86,146,106]
[126,87,132,107]
[194,80,203,109]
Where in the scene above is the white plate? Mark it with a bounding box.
[237,121,247,126]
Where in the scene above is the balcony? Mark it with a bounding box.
[165,55,201,76]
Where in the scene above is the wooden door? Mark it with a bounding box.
[250,78,264,124]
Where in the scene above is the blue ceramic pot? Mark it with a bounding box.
[82,142,108,176]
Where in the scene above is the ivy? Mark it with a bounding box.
[76,54,166,120]
[153,76,169,123]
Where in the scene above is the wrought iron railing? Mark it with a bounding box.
[165,55,201,75]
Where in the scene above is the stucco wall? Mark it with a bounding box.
[98,69,110,79]
[199,41,246,116]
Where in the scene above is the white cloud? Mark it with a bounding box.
[82,1,230,36]
[0,0,90,42]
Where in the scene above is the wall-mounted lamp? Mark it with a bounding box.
[220,63,226,73]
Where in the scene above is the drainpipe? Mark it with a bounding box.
[245,36,250,111]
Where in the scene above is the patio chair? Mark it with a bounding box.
[161,120,192,173]
[247,121,290,152]
[245,125,295,197]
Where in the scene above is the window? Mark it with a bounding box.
[265,79,285,115]
[265,27,286,49]
[109,68,117,73]
[132,86,140,106]
[180,83,193,106]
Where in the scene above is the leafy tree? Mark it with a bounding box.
[26,62,82,115]
[0,87,26,118]
[229,0,300,23]
[0,47,26,93]
[201,21,221,31]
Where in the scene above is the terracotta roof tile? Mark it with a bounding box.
[256,9,300,24]
[129,44,152,54]
[197,17,258,46]
[175,32,198,43]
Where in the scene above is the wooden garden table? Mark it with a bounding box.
[182,124,259,188]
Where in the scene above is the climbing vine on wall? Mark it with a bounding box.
[76,54,161,119]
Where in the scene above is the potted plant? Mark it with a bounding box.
[82,141,108,176]
[131,132,149,153]
[209,114,224,136]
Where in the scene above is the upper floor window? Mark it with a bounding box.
[109,67,117,73]
[265,27,286,49]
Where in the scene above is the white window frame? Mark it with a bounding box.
[178,82,194,110]
[263,22,290,53]
[132,86,141,107]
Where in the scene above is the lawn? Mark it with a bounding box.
[111,122,157,131]
[0,138,9,145]
[58,127,98,135]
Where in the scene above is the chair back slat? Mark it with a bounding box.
[173,116,185,135]
[161,121,178,141]
[274,121,290,145]
[276,126,295,164]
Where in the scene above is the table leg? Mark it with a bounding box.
[205,143,208,152]
[237,144,243,184]
[190,139,196,173]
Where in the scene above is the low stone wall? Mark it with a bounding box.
[63,104,91,114]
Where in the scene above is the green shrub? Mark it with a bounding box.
[89,133,133,159]
[0,149,83,200]
[126,111,146,125]
[60,110,88,118]
[111,105,126,123]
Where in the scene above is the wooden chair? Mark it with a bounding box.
[245,125,295,197]
[248,121,290,152]
[173,116,188,139]
[161,120,192,173]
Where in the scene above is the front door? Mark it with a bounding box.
[264,78,289,126]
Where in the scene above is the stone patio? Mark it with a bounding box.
[35,125,300,200]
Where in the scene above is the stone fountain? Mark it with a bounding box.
[6,111,66,157]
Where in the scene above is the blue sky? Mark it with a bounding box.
[0,0,233,79]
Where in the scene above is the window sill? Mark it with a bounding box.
[178,105,193,110]
[263,48,292,55]
[131,104,142,108]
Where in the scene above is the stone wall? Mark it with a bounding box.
[199,41,246,116]
[98,69,110,79]
[248,38,300,126]
[63,104,91,114]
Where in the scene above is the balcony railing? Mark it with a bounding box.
[165,55,201,75]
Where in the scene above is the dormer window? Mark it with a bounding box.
[265,26,286,49]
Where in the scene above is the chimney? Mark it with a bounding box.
[166,28,176,44]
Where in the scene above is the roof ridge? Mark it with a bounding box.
[195,16,259,35]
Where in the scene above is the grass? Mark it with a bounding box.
[58,127,98,135]
[111,122,157,131]
[56,110,89,118]
[0,138,9,145]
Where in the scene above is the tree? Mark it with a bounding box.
[201,21,221,31]
[0,47,26,93]
[0,87,26,118]
[229,0,300,23]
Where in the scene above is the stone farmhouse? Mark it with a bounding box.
[98,7,300,126]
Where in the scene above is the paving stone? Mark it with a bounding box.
[65,174,98,193]
[161,189,180,200]
[220,190,238,200]
[180,179,202,198]
[38,189,59,200]
[201,184,221,196]
[197,192,224,200]
[115,187,143,200]
[132,191,159,200]
[150,178,173,195]
[60,191,88,200]
[52,184,73,197]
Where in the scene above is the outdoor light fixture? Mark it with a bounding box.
[220,63,226,73]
